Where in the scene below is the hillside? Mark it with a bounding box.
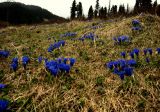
[0,14,160,111]
[0,2,65,25]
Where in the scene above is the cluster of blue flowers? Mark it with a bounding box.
[129,48,140,59]
[107,47,160,80]
[60,32,77,37]
[0,99,9,111]
[120,48,160,63]
[10,57,18,72]
[10,56,30,71]
[0,50,9,58]
[113,35,130,44]
[107,59,136,80]
[79,32,96,41]
[48,40,65,52]
[45,58,76,76]
[132,19,142,31]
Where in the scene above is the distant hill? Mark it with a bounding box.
[0,2,66,24]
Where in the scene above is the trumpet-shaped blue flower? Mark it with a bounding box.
[0,50,9,58]
[22,56,30,69]
[38,56,43,63]
[11,62,18,72]
[107,61,114,69]
[132,19,140,26]
[132,26,141,31]
[133,48,140,56]
[121,52,126,58]
[157,48,160,54]
[56,58,62,63]
[69,58,76,66]
[58,63,71,73]
[48,66,58,76]
[124,67,133,76]
[63,58,68,64]
[116,71,125,80]
[12,57,18,64]
[0,99,9,111]
[48,40,65,52]
[129,52,135,59]
[118,59,126,69]
[146,57,150,63]
[143,49,147,55]
[148,48,152,55]
[0,84,6,89]
[127,59,137,66]
[11,57,19,72]
[114,35,130,44]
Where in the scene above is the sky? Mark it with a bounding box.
[0,0,159,18]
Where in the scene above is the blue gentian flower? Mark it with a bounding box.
[48,66,58,76]
[0,99,9,111]
[0,50,9,58]
[38,56,43,63]
[118,59,126,69]
[132,26,141,31]
[11,57,18,72]
[124,67,133,76]
[56,58,62,63]
[63,64,71,73]
[107,61,114,69]
[113,37,117,42]
[133,48,140,56]
[11,62,18,72]
[117,37,122,43]
[63,58,68,64]
[121,52,126,58]
[146,57,150,63]
[117,71,125,80]
[58,63,71,73]
[156,48,160,54]
[0,84,6,89]
[127,59,137,66]
[132,19,140,26]
[113,61,119,68]
[69,58,76,66]
[148,48,152,55]
[143,49,147,56]
[129,52,134,59]
[12,57,18,64]
[22,56,30,69]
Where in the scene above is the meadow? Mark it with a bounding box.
[0,14,160,112]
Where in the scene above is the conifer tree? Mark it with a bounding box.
[70,0,77,19]
[104,7,107,18]
[77,2,83,19]
[110,5,117,16]
[88,5,94,19]
[153,0,157,14]
[118,4,125,15]
[141,0,152,13]
[94,0,100,18]
[134,0,140,14]
[126,4,129,14]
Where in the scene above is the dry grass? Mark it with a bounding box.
[0,14,160,112]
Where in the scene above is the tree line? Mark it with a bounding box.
[70,0,160,20]
[0,2,65,24]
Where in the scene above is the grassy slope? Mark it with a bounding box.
[0,14,160,112]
